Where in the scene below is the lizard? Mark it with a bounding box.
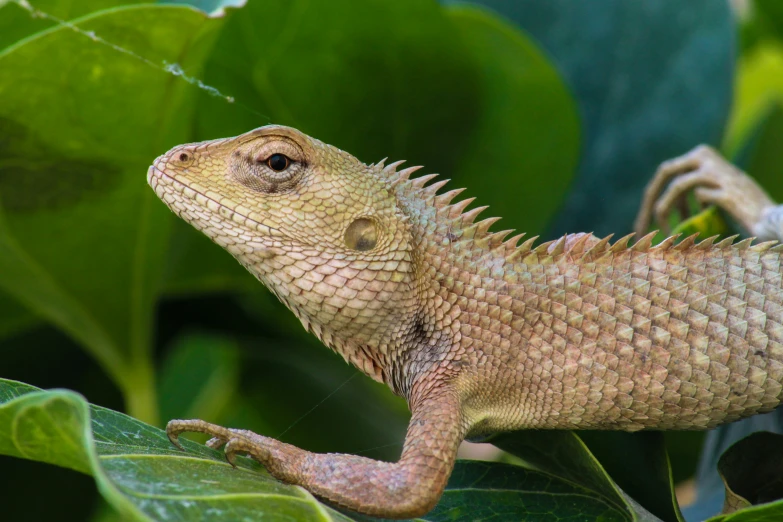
[148,127,783,518]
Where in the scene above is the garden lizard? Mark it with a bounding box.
[148,127,783,518]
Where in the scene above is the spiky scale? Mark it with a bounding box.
[410,173,439,189]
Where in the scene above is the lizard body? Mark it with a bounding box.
[148,127,783,518]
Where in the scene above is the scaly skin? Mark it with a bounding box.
[148,127,783,518]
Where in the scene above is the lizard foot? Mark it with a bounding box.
[634,145,776,237]
[167,419,280,469]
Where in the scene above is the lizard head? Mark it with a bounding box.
[148,125,419,383]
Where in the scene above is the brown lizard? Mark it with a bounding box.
[148,127,783,518]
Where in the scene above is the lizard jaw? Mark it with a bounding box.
[147,164,283,263]
[147,163,283,240]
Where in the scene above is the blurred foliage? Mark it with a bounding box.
[713,432,783,518]
[1,0,782,520]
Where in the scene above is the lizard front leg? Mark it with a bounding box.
[167,383,466,519]
[634,145,782,240]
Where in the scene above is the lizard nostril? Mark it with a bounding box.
[172,150,195,168]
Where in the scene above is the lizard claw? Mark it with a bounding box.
[223,437,257,468]
[166,419,235,452]
[635,145,776,238]
[165,421,186,450]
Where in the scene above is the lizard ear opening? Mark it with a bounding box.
[345,218,378,251]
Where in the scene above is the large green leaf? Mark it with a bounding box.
[0,4,227,422]
[493,431,666,522]
[419,460,630,522]
[444,4,579,235]
[0,378,355,521]
[193,0,481,172]
[451,0,735,237]
[0,0,147,51]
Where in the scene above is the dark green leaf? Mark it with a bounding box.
[733,103,783,202]
[452,0,735,237]
[426,460,629,522]
[444,4,580,234]
[704,432,783,521]
[0,293,38,339]
[0,378,356,521]
[578,431,683,522]
[753,1,783,44]
[491,431,663,521]
[194,0,480,171]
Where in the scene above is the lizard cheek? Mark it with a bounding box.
[344,218,378,251]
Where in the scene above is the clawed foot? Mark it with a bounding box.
[167,419,273,468]
[634,145,775,237]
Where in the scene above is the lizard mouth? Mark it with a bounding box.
[147,163,282,238]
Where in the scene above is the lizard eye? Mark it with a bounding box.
[267,153,290,172]
[237,139,305,192]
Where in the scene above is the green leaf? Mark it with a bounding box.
[444,4,580,234]
[492,431,666,521]
[670,206,730,240]
[0,0,146,52]
[724,43,783,157]
[193,0,481,171]
[751,1,783,47]
[454,0,735,237]
[191,0,578,238]
[732,103,783,203]
[578,431,683,522]
[704,432,783,521]
[424,460,629,522]
[0,4,226,421]
[0,378,355,521]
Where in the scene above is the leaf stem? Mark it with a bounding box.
[120,358,160,426]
